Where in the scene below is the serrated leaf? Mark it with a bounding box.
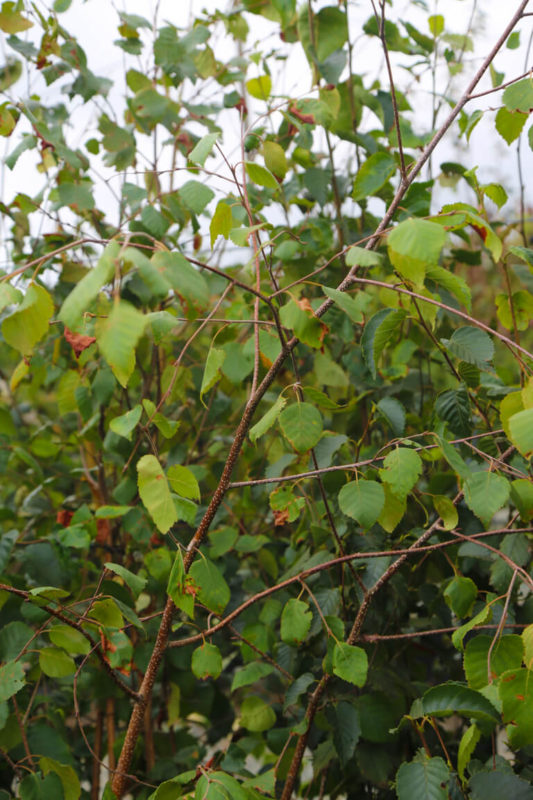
[503,77,533,112]
[189,557,230,614]
[426,265,471,310]
[435,385,471,437]
[104,562,146,597]
[388,218,446,286]
[231,662,274,691]
[510,478,533,521]
[463,471,510,526]
[240,695,276,732]
[464,634,524,689]
[436,437,471,481]
[109,404,142,440]
[0,282,22,313]
[418,682,499,722]
[361,308,407,379]
[458,724,480,781]
[210,201,232,247]
[345,245,383,267]
[377,481,406,533]
[332,701,361,766]
[441,326,493,368]
[263,140,287,179]
[279,402,323,452]
[167,465,200,501]
[377,397,406,436]
[188,133,218,165]
[97,302,146,387]
[452,605,492,651]
[443,576,476,617]
[48,625,90,656]
[332,642,368,687]
[281,599,312,645]
[245,161,279,190]
[499,668,533,748]
[59,242,118,329]
[396,756,450,800]
[151,251,209,312]
[249,395,287,444]
[200,344,226,403]
[323,286,364,324]
[508,408,533,457]
[2,283,54,356]
[352,152,396,201]
[0,659,24,702]
[137,454,177,534]
[39,647,76,677]
[191,642,222,680]
[433,495,458,531]
[280,297,327,348]
[380,447,422,499]
[178,180,214,214]
[470,770,533,800]
[338,480,384,529]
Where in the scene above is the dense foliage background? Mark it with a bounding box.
[0,1,533,798]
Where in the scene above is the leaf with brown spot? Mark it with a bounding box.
[64,326,96,358]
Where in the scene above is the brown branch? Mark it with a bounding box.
[467,67,533,99]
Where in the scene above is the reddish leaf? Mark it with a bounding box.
[64,326,96,357]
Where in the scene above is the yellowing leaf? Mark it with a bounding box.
[137,454,178,534]
[97,301,146,387]
[200,343,226,404]
[2,283,53,356]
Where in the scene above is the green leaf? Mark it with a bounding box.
[178,180,214,213]
[245,161,279,190]
[433,495,458,531]
[151,251,209,311]
[59,242,118,329]
[105,562,146,597]
[0,4,33,33]
[280,297,326,348]
[137,454,178,534]
[332,701,361,766]
[463,472,510,526]
[39,756,81,800]
[0,659,24,702]
[503,77,533,112]
[246,75,271,99]
[97,302,146,388]
[361,308,407,379]
[332,643,368,687]
[464,634,524,689]
[280,598,312,645]
[499,668,533,748]
[279,402,323,452]
[441,326,494,368]
[0,282,22,313]
[458,724,480,782]
[210,201,232,247]
[200,344,226,403]
[377,482,406,533]
[188,133,218,165]
[231,662,274,691]
[377,397,406,437]
[57,182,95,211]
[496,107,528,144]
[39,647,76,677]
[396,756,450,800]
[352,152,396,201]
[167,553,194,618]
[338,480,384,529]
[426,265,471,310]
[48,625,90,656]
[109,404,142,440]
[508,408,533,457]
[452,605,493,651]
[380,448,422,500]
[323,286,364,324]
[345,246,383,268]
[388,218,446,286]
[435,385,471,437]
[263,140,287,179]
[249,395,286,444]
[191,642,222,679]
[2,283,54,356]
[418,681,499,721]
[240,696,276,732]
[443,576,476,618]
[510,478,533,520]
[167,465,200,501]
[470,770,533,800]
[189,557,230,614]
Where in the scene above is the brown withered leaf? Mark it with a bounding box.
[64,326,96,358]
[273,509,289,526]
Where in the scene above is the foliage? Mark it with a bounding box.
[0,1,532,799]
